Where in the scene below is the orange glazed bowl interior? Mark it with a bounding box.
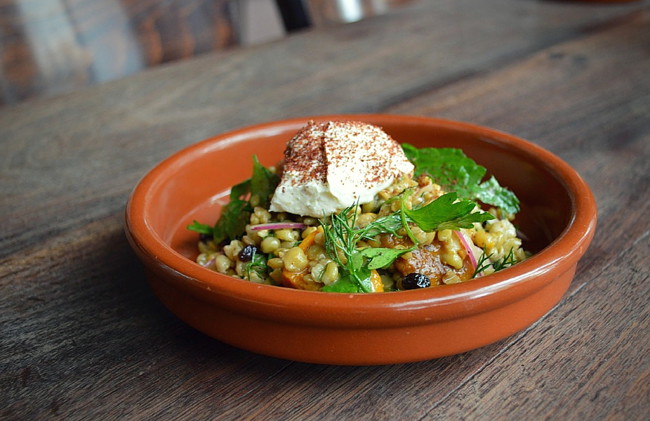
[124,114,597,365]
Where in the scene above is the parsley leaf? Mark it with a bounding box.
[403,192,494,232]
[358,247,414,270]
[402,144,520,215]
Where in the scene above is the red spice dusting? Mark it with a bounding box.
[281,120,412,189]
[282,121,328,185]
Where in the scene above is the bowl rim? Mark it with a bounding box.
[125,114,597,326]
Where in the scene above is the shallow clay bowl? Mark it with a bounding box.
[124,114,597,365]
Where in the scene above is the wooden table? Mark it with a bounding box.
[2,0,648,419]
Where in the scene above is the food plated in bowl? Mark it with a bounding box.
[124,114,596,365]
[188,120,527,293]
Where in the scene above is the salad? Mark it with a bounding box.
[188,121,527,293]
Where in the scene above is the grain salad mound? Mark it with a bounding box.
[188,121,528,293]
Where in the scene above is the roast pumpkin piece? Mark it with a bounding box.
[282,227,323,291]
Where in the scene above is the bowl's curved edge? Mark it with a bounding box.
[140,260,579,365]
[123,113,598,340]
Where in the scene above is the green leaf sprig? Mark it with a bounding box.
[321,208,413,293]
[187,155,279,243]
[473,248,518,278]
[321,192,494,292]
[402,144,520,215]
[403,192,493,231]
[244,248,269,281]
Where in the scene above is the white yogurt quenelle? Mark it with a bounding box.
[269,121,415,217]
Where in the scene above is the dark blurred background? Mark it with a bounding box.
[0,0,415,106]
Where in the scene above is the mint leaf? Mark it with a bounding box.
[403,144,485,187]
[402,144,520,215]
[404,192,494,231]
[187,220,214,236]
[213,199,250,243]
[230,179,251,200]
[191,156,280,244]
[213,177,252,244]
[475,177,519,216]
[250,155,280,208]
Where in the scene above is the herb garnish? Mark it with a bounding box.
[403,192,493,231]
[188,144,524,292]
[321,192,494,293]
[321,207,413,293]
[473,248,518,277]
[402,144,520,215]
[244,248,268,281]
[187,155,279,243]
[187,220,213,236]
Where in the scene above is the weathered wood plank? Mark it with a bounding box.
[1,1,648,420]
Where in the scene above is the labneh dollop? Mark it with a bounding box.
[269,120,414,217]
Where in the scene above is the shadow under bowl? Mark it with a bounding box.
[124,114,597,365]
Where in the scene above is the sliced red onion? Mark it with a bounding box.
[250,222,307,231]
[454,230,477,269]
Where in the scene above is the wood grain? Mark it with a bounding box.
[1,0,648,419]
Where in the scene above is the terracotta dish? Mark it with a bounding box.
[124,114,597,365]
